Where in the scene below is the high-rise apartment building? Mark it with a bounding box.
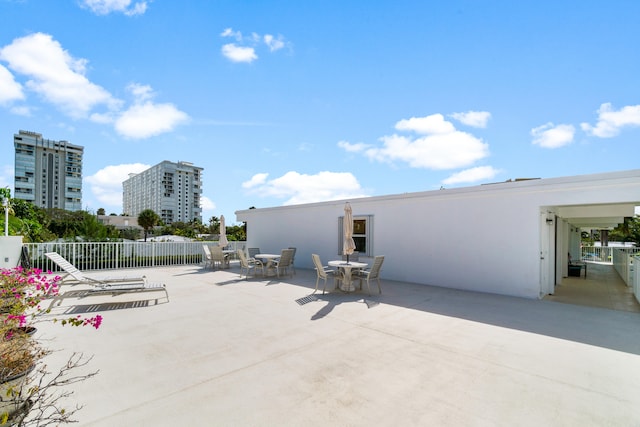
[13,130,83,211]
[123,160,203,225]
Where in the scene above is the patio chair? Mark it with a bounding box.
[247,247,265,264]
[209,245,230,269]
[357,255,384,295]
[288,247,297,275]
[272,248,294,278]
[202,244,213,269]
[237,249,264,279]
[311,253,338,294]
[44,252,168,307]
[45,252,148,286]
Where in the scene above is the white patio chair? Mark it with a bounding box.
[209,245,230,269]
[288,247,297,275]
[272,248,294,278]
[237,249,264,279]
[202,244,213,269]
[357,255,384,295]
[311,253,338,294]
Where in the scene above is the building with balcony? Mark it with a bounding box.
[13,130,83,211]
[123,160,203,225]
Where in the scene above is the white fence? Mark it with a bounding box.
[635,256,640,304]
[24,241,246,272]
[580,246,640,301]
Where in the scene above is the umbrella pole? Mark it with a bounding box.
[346,254,350,264]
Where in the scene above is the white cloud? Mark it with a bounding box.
[0,33,119,118]
[449,111,491,128]
[580,103,640,138]
[364,113,489,170]
[115,102,189,138]
[241,173,269,189]
[80,0,149,16]
[1,33,188,140]
[0,64,24,104]
[442,166,501,185]
[200,196,216,222]
[242,171,368,205]
[531,123,575,148]
[201,196,216,211]
[395,114,455,134]
[113,83,189,139]
[220,28,243,41]
[337,140,370,153]
[220,28,289,63]
[126,82,154,101]
[264,34,285,52]
[85,163,150,209]
[221,43,258,63]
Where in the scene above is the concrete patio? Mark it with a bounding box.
[35,262,640,426]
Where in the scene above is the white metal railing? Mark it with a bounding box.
[634,255,640,304]
[24,241,246,273]
[580,246,613,263]
[580,246,639,292]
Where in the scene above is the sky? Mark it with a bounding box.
[1,0,639,225]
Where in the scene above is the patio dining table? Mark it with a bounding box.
[328,260,368,292]
[255,253,281,275]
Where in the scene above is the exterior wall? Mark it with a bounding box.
[13,130,83,211]
[236,170,640,299]
[122,161,203,224]
[0,236,24,269]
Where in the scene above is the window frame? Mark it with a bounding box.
[338,214,373,257]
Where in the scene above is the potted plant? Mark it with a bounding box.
[0,266,103,425]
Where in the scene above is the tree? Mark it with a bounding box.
[208,216,220,234]
[609,215,640,246]
[96,208,106,216]
[138,209,161,242]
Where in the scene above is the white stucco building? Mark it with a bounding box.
[236,169,640,299]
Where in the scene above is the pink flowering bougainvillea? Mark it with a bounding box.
[1,266,103,330]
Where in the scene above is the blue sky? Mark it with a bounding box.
[1,0,639,225]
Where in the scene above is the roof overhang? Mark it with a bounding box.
[558,203,637,230]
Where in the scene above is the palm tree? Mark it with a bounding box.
[138,209,160,242]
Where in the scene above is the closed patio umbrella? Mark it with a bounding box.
[343,202,356,264]
[218,215,229,248]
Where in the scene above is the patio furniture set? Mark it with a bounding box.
[235,247,384,296]
[237,247,296,278]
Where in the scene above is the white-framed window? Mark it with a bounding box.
[338,215,373,256]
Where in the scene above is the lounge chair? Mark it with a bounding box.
[46,252,148,286]
[44,252,168,306]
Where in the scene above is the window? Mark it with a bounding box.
[338,215,373,256]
